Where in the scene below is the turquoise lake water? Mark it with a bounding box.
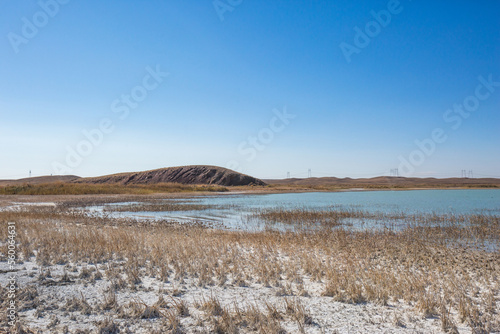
[95,189,500,230]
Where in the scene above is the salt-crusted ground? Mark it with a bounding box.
[1,258,469,334]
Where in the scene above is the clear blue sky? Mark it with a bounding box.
[1,0,499,179]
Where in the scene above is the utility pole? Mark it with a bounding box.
[462,169,473,178]
[308,169,312,178]
[29,170,31,178]
[390,168,399,177]
[286,172,290,179]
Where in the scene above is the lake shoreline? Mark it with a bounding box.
[1,201,498,333]
[1,190,499,333]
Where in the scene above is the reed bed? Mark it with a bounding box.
[250,207,366,227]
[0,202,499,333]
[251,207,500,250]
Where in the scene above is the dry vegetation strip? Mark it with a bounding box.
[251,207,365,227]
[103,202,218,212]
[0,205,499,333]
[0,182,228,195]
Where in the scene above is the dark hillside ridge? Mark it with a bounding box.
[79,165,266,186]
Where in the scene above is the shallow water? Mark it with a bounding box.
[89,189,500,231]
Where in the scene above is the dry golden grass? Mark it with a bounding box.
[1,202,499,332]
[0,182,228,195]
[251,207,365,227]
[103,202,218,212]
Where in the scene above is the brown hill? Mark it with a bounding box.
[79,165,266,186]
[2,170,498,190]
[0,175,80,186]
[264,176,500,188]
